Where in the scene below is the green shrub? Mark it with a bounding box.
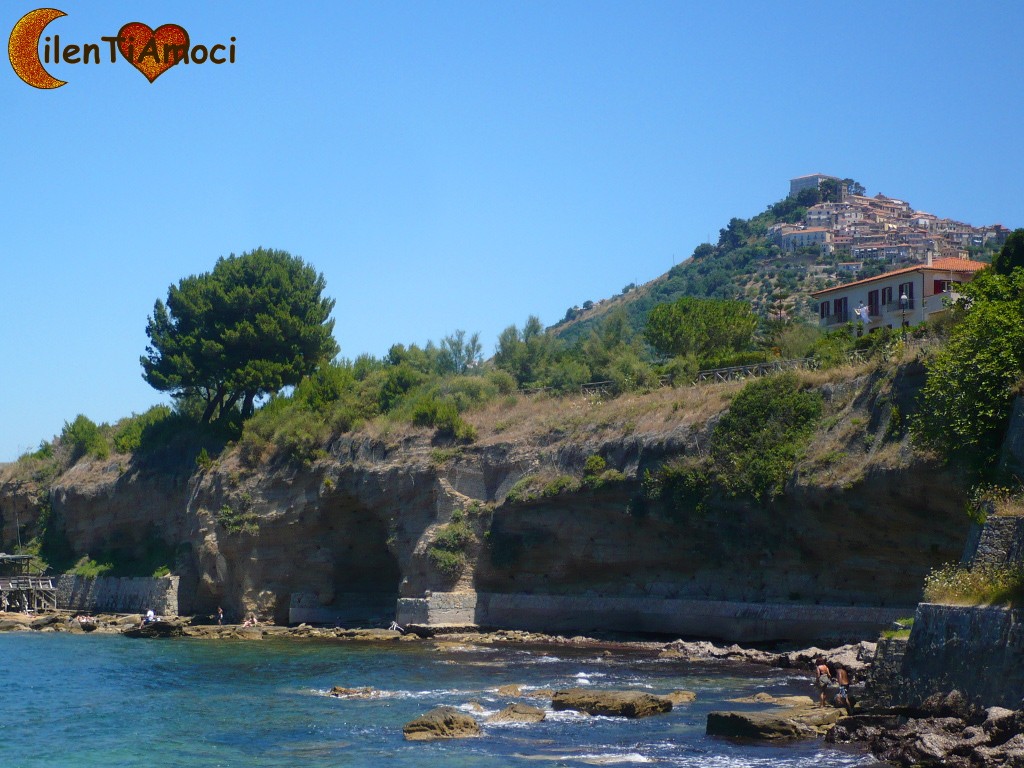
[70,555,114,579]
[658,355,698,385]
[923,563,1024,606]
[61,414,110,461]
[216,500,259,535]
[427,547,466,578]
[485,368,518,396]
[589,468,626,489]
[195,447,214,471]
[811,330,855,369]
[709,372,822,501]
[642,458,711,517]
[546,358,592,393]
[406,392,477,442]
[541,475,579,497]
[239,399,331,466]
[429,447,462,466]
[427,518,476,579]
[583,454,606,477]
[112,405,173,454]
[881,616,915,639]
[505,475,537,505]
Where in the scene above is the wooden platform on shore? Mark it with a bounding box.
[0,551,58,615]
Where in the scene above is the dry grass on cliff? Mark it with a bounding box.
[353,362,884,456]
[463,381,744,447]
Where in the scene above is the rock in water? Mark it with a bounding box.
[707,706,842,741]
[551,689,672,718]
[403,706,481,741]
[665,690,697,705]
[328,686,379,699]
[487,703,546,723]
[121,620,185,639]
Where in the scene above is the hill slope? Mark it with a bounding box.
[551,179,1006,344]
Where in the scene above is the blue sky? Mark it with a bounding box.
[1,1,1021,461]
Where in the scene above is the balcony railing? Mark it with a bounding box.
[824,310,850,325]
[883,299,915,313]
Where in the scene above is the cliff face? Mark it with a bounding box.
[0,366,974,631]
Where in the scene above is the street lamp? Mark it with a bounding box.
[899,290,909,338]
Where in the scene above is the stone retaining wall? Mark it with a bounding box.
[56,575,179,615]
[962,516,1024,569]
[895,603,1024,709]
[865,636,908,707]
[396,591,909,643]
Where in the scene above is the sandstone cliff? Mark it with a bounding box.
[0,362,972,633]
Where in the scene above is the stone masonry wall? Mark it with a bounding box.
[896,603,1024,709]
[56,575,179,616]
[865,636,909,707]
[962,516,1024,569]
[396,591,908,643]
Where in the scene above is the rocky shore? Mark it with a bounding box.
[9,609,1022,765]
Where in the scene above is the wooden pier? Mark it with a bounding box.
[0,554,57,612]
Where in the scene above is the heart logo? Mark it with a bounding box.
[117,22,190,83]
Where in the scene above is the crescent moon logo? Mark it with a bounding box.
[9,8,67,89]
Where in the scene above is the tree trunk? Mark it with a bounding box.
[201,387,225,423]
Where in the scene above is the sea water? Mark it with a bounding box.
[0,633,879,767]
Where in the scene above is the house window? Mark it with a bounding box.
[934,279,957,294]
[898,281,914,300]
[819,301,831,319]
[833,297,848,320]
[867,289,880,316]
[881,286,893,306]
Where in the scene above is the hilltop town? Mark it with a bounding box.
[553,174,1012,340]
[773,173,1010,276]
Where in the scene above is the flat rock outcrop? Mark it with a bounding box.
[551,688,672,718]
[487,703,546,723]
[403,706,481,741]
[121,619,186,638]
[707,705,842,740]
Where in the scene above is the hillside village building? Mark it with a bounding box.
[789,173,840,198]
[778,175,1008,265]
[810,256,987,330]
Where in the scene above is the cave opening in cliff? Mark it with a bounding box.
[320,503,401,625]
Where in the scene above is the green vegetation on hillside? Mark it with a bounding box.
[642,371,823,510]
[552,180,1002,346]
[915,266,1024,467]
[924,563,1024,607]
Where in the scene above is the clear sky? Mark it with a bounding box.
[1,1,1021,461]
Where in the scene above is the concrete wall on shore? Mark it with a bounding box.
[56,575,179,616]
[396,591,910,643]
[896,602,1024,709]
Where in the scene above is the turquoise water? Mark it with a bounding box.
[0,633,878,767]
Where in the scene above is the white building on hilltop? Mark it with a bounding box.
[789,174,840,198]
[810,257,988,330]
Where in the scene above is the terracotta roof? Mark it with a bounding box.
[810,258,988,297]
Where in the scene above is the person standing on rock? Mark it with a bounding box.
[813,656,832,708]
[834,664,853,715]
[217,606,224,625]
